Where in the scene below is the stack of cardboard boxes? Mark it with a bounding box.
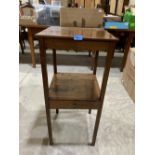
[122,48,135,102]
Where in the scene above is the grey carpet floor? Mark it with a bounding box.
[19,64,134,155]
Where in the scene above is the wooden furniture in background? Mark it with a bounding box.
[100,0,110,14]
[109,0,129,16]
[19,20,47,67]
[67,0,102,8]
[36,26,118,145]
[105,28,135,71]
[90,28,135,72]
[19,3,39,67]
[19,28,26,54]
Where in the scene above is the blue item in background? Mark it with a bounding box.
[74,35,83,41]
[104,22,129,29]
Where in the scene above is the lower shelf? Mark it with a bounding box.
[49,73,100,101]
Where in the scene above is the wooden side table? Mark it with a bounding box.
[19,20,48,67]
[36,26,118,145]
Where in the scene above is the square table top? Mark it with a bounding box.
[36,26,118,42]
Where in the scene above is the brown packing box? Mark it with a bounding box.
[75,0,85,7]
[19,6,37,25]
[19,16,37,25]
[122,48,135,102]
[85,0,95,8]
[60,8,104,28]
[61,0,69,7]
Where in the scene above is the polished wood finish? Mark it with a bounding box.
[44,38,110,51]
[49,73,100,101]
[49,100,99,109]
[37,26,117,41]
[36,26,117,145]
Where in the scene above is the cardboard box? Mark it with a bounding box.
[75,0,84,7]
[19,16,37,25]
[85,0,95,8]
[61,0,69,7]
[60,8,104,28]
[122,48,135,102]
